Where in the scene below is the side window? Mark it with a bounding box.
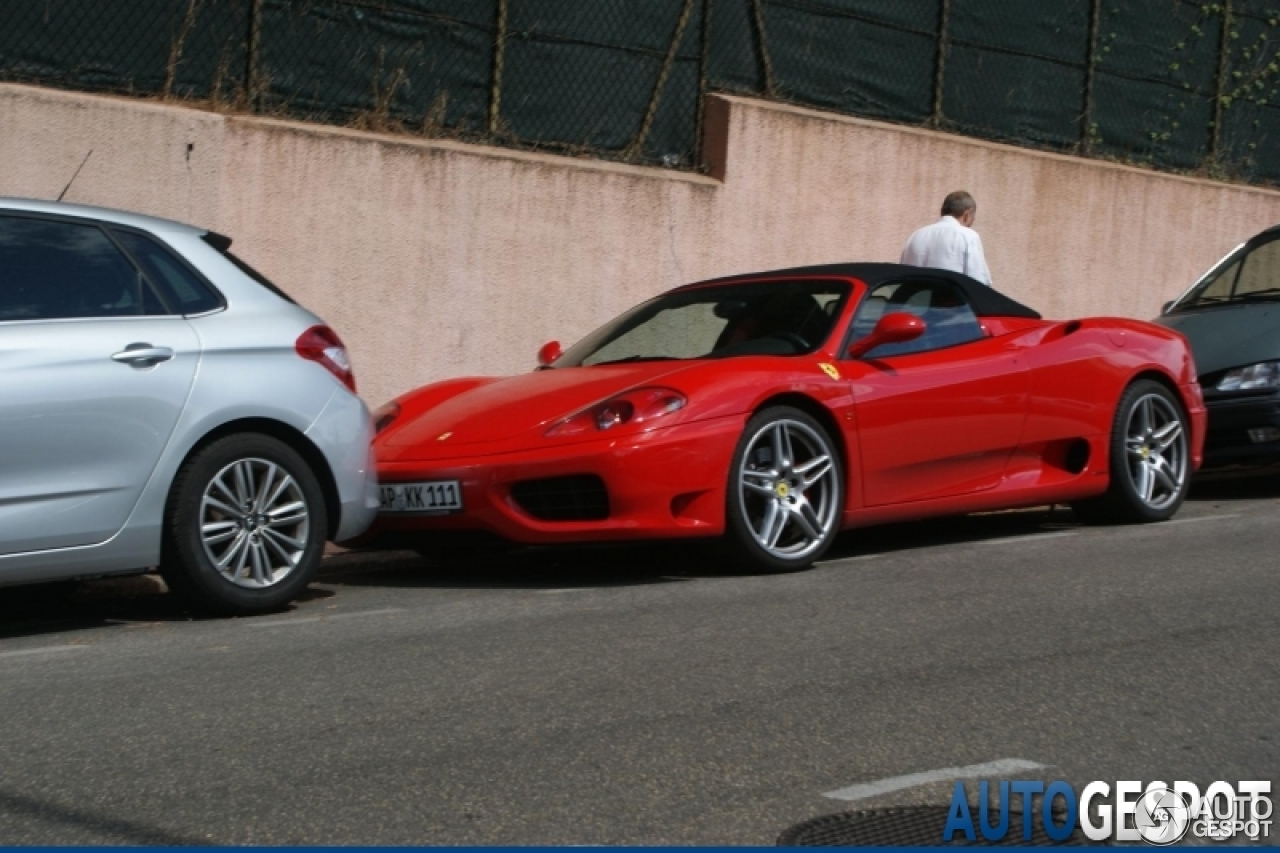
[848,279,983,358]
[0,216,165,321]
[1235,238,1280,297]
[709,288,840,357]
[1193,255,1242,302]
[113,229,223,315]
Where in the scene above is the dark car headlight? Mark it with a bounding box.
[1216,361,1280,391]
[372,401,401,434]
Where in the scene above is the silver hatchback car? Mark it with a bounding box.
[0,199,378,615]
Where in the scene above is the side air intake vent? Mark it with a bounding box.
[1064,438,1090,473]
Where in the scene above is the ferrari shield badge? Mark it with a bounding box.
[818,363,841,380]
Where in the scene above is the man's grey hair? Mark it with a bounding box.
[941,191,976,217]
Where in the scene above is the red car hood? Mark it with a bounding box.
[381,362,689,460]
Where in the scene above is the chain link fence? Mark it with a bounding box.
[2,0,1279,180]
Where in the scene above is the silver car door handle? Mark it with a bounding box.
[112,344,175,367]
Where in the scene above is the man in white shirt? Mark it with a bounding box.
[899,191,993,285]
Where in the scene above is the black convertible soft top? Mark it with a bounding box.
[683,262,1042,320]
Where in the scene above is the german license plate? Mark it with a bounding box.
[379,480,463,514]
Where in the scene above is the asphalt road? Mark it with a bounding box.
[0,470,1277,845]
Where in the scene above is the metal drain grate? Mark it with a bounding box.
[777,806,1096,846]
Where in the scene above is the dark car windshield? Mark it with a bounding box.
[553,279,851,368]
[1170,237,1280,311]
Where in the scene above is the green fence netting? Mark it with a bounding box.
[1,0,1278,181]
[943,0,1093,149]
[0,0,250,101]
[254,1,494,132]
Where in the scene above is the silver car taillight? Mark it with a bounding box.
[296,325,356,393]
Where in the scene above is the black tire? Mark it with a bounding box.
[161,433,328,616]
[722,406,844,572]
[1072,379,1191,525]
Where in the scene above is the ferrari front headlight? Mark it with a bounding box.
[546,387,687,437]
[1216,361,1280,391]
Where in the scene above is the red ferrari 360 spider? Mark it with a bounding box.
[359,263,1206,571]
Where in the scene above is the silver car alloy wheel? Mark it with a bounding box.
[737,419,839,560]
[1124,393,1188,512]
[199,457,311,589]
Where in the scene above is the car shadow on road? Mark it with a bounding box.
[322,505,1086,591]
[0,574,335,641]
[3,469,1271,630]
[1188,464,1280,501]
[318,543,705,591]
[0,785,210,845]
[325,466,1279,590]
[822,504,1082,562]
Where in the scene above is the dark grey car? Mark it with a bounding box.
[1155,225,1280,466]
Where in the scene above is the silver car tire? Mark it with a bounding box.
[161,433,328,615]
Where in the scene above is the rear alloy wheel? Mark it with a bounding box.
[162,434,328,616]
[1073,380,1190,524]
[724,406,843,571]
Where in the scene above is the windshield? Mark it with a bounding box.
[1171,237,1280,311]
[553,279,851,368]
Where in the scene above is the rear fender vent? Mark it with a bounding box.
[510,475,610,521]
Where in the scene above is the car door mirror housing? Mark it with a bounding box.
[846,312,926,359]
[537,340,563,368]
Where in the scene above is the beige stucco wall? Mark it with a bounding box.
[4,83,1280,406]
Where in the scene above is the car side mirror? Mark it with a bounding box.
[537,340,563,368]
[846,312,926,359]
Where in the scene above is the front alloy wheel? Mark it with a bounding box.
[725,407,843,571]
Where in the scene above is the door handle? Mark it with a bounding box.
[112,343,174,367]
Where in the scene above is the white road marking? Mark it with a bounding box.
[326,607,404,620]
[823,758,1049,802]
[248,607,404,628]
[249,616,324,628]
[817,553,882,566]
[973,531,1077,547]
[0,645,89,660]
[1164,513,1240,525]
